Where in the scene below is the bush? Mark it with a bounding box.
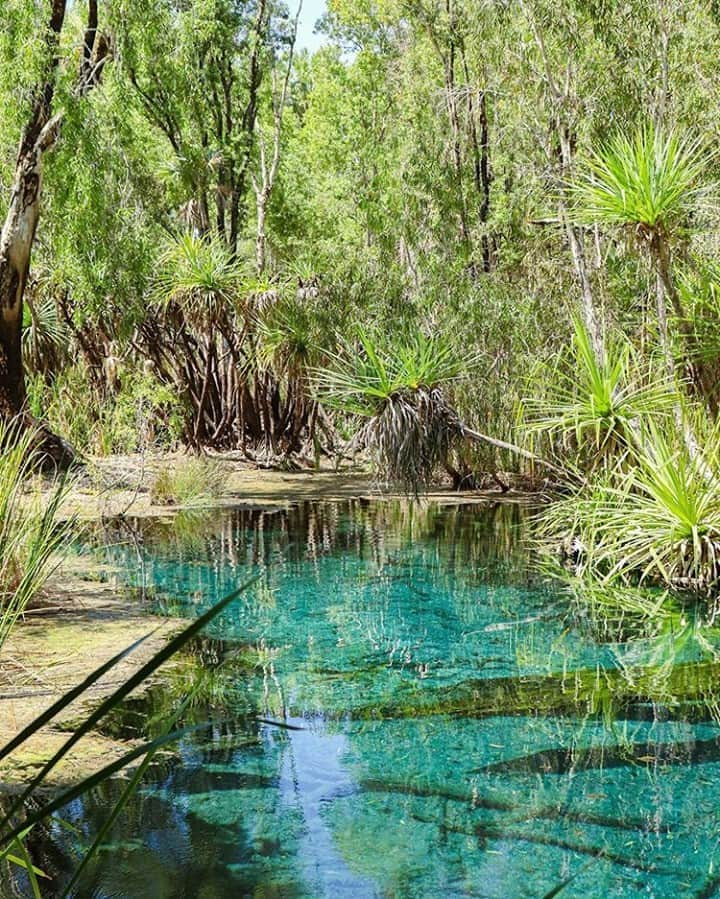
[150,457,227,507]
[0,420,73,650]
[26,364,185,456]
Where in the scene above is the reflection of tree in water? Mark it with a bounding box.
[43,714,321,898]
[47,499,720,897]
[92,499,536,591]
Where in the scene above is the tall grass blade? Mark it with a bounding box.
[0,725,205,849]
[0,577,260,829]
[0,631,155,763]
[59,688,200,897]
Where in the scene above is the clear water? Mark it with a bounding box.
[44,501,720,897]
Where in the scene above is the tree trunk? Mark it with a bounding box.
[255,188,269,274]
[0,0,105,466]
[0,2,72,465]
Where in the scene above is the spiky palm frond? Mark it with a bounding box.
[154,233,244,321]
[570,123,710,235]
[617,425,720,590]
[22,295,67,375]
[257,296,320,378]
[540,421,720,596]
[313,330,470,491]
[524,319,675,458]
[22,296,65,350]
[314,330,467,416]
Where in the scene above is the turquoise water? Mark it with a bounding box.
[47,501,720,897]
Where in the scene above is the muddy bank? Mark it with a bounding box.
[62,452,543,519]
[0,555,184,789]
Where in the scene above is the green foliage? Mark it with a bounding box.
[314,330,471,490]
[22,293,68,376]
[257,294,325,377]
[314,330,467,416]
[0,421,73,650]
[571,123,710,234]
[150,457,227,507]
[677,264,720,365]
[540,421,720,596]
[154,234,245,320]
[27,366,185,456]
[524,319,674,462]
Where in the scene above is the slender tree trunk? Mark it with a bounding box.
[0,146,46,417]
[651,238,710,471]
[444,26,471,250]
[253,1,301,275]
[521,1,605,362]
[653,235,710,397]
[256,188,269,274]
[0,1,67,423]
[460,46,492,271]
[228,0,269,257]
[557,125,604,363]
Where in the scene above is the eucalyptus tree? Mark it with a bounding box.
[0,0,109,459]
[112,0,275,256]
[252,0,303,274]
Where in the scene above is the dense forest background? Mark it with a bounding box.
[2,0,720,480]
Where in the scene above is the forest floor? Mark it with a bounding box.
[0,453,539,789]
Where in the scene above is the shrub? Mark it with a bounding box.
[26,364,185,456]
[150,457,227,507]
[0,420,73,650]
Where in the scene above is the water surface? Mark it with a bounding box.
[44,501,720,897]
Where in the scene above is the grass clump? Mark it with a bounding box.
[150,457,227,507]
[0,420,73,651]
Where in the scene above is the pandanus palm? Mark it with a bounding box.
[570,123,710,385]
[256,295,326,453]
[154,233,244,325]
[154,234,245,447]
[524,319,675,469]
[314,330,563,492]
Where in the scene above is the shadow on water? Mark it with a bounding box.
[19,500,720,898]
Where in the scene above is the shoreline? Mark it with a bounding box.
[63,452,546,519]
[2,454,541,789]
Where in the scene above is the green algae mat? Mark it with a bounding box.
[47,501,720,897]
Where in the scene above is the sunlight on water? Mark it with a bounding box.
[49,501,720,897]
